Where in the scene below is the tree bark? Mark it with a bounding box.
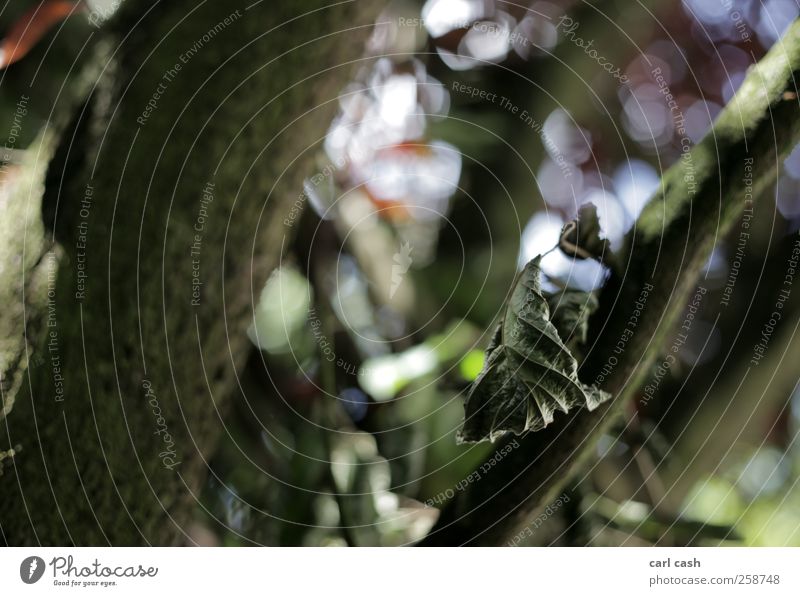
[420,19,800,546]
[0,0,378,546]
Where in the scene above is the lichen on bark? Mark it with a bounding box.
[0,0,379,545]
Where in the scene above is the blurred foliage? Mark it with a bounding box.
[189,0,800,545]
[3,0,799,545]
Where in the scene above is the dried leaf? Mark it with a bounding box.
[458,256,610,443]
[547,289,598,354]
[559,203,613,262]
[0,2,80,69]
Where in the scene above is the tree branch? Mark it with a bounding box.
[420,19,800,546]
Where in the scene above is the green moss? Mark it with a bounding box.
[0,0,379,545]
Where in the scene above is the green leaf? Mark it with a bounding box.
[458,257,610,443]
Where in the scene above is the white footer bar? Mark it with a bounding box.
[1,547,797,595]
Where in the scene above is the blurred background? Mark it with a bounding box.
[3,0,800,546]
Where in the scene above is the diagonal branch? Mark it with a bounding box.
[420,19,800,546]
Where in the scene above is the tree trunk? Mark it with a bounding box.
[0,0,378,546]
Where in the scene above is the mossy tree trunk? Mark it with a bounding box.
[0,0,378,546]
